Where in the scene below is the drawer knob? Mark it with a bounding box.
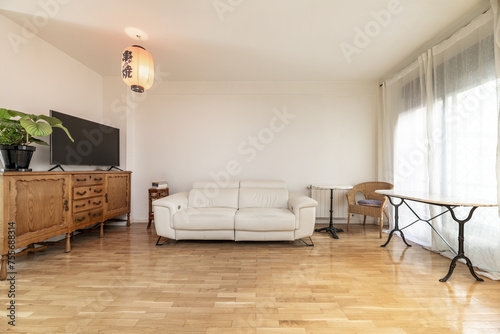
[76,190,87,196]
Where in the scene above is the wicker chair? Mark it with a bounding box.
[346,182,394,238]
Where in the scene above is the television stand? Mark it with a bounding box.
[108,166,123,171]
[0,170,132,280]
[48,165,65,171]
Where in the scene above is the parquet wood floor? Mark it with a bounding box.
[1,223,500,333]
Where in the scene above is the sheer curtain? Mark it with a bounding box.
[380,9,500,277]
[382,58,433,247]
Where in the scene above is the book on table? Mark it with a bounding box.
[152,180,168,188]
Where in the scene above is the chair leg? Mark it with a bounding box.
[381,209,390,239]
[383,209,389,221]
[379,213,383,239]
[347,213,351,231]
[363,216,367,226]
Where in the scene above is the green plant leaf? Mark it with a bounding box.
[5,109,27,118]
[38,115,61,126]
[19,118,53,137]
[0,108,11,119]
[52,124,74,142]
[38,115,74,141]
[0,122,25,145]
[1,109,74,146]
[29,137,49,146]
[0,119,22,127]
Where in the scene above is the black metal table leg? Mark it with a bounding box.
[381,196,412,247]
[315,189,343,239]
[439,206,483,282]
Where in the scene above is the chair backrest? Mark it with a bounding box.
[238,180,288,209]
[347,182,394,204]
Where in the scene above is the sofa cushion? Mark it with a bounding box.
[239,180,288,209]
[173,208,237,230]
[235,208,295,231]
[188,180,239,209]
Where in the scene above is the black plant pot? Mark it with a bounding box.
[0,145,36,172]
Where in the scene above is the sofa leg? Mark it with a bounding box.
[155,236,169,246]
[299,237,314,247]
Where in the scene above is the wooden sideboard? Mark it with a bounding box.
[0,171,131,280]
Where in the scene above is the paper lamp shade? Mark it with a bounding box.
[121,45,154,93]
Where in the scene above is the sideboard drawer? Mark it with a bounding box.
[73,185,105,200]
[72,208,103,227]
[72,174,104,187]
[72,196,104,213]
[89,197,104,208]
[88,209,104,222]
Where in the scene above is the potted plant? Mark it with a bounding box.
[0,108,73,171]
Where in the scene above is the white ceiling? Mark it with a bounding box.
[0,0,490,81]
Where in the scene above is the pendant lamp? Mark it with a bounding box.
[121,42,154,93]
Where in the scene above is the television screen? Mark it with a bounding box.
[50,110,120,167]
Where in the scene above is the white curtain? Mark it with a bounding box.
[383,58,433,247]
[491,0,500,216]
[380,9,500,278]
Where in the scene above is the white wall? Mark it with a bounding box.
[0,13,379,224]
[129,81,378,222]
[0,14,102,171]
[102,76,128,169]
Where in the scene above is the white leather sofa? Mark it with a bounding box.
[153,180,318,245]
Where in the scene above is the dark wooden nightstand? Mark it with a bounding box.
[148,187,169,229]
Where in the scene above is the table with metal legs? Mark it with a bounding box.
[312,185,353,239]
[376,189,497,282]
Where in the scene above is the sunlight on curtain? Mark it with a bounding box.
[380,10,500,276]
[429,17,499,272]
[388,59,433,247]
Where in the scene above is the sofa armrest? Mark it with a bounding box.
[288,192,318,212]
[153,191,188,212]
[288,192,317,238]
[152,192,188,228]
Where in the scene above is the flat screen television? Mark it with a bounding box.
[49,110,120,168]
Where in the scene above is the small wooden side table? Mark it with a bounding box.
[148,187,169,229]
